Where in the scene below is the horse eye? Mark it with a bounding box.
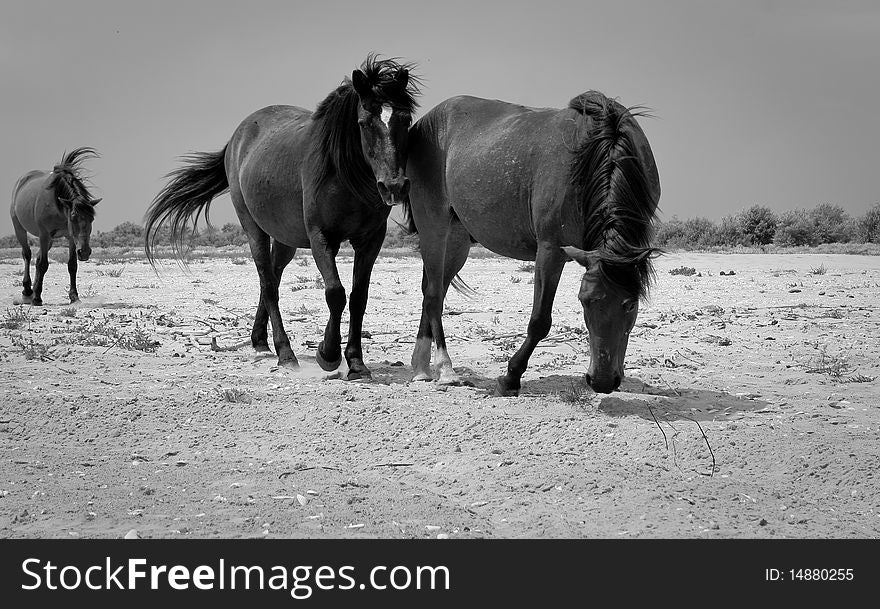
[623,300,637,313]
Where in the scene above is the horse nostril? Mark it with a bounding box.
[377,181,390,196]
[585,373,592,387]
[400,178,411,198]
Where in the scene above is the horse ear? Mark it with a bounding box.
[394,68,410,90]
[351,69,371,99]
[561,246,599,268]
[90,198,102,206]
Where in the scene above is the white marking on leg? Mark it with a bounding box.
[380,104,392,128]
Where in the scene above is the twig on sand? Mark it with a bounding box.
[647,405,668,450]
[102,335,123,354]
[210,337,251,352]
[370,462,414,468]
[658,373,681,397]
[679,414,717,477]
[278,466,342,479]
[193,318,218,333]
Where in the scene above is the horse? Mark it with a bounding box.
[144,56,420,378]
[403,91,661,395]
[10,147,102,306]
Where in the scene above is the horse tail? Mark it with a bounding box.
[144,146,229,265]
[450,275,478,299]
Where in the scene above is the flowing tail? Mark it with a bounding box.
[143,146,229,265]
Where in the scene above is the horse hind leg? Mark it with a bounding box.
[12,219,33,303]
[411,216,469,384]
[251,240,296,353]
[243,224,298,368]
[434,222,471,385]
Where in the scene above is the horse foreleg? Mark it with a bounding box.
[309,232,345,372]
[496,242,566,397]
[246,230,298,368]
[251,240,296,352]
[344,228,384,380]
[31,235,51,306]
[67,239,79,303]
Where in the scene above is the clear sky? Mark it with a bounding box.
[2,0,878,236]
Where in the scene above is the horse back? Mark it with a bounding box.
[410,96,583,257]
[226,105,314,247]
[11,170,66,237]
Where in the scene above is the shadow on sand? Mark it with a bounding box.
[518,373,770,422]
[318,363,770,423]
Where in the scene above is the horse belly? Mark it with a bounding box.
[448,180,537,260]
[240,182,310,248]
[13,180,61,237]
[237,152,310,248]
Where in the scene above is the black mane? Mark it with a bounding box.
[48,147,99,219]
[311,55,421,207]
[569,92,659,298]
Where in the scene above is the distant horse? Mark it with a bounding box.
[144,56,419,378]
[404,91,661,395]
[10,147,102,305]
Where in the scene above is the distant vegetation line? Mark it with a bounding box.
[1,202,878,253]
[0,220,419,251]
[654,202,880,249]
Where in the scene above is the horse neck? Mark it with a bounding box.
[307,115,381,211]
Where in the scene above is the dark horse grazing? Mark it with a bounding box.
[144,56,419,378]
[10,147,101,305]
[404,91,661,395]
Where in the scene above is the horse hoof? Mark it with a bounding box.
[316,348,342,372]
[494,376,520,397]
[32,299,43,307]
[346,368,372,381]
[438,373,461,386]
[278,357,300,370]
[411,372,433,382]
[253,344,271,354]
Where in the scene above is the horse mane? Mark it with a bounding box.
[48,147,100,220]
[311,54,421,207]
[569,91,659,299]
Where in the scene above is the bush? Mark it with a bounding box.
[857,203,880,243]
[655,216,719,248]
[91,221,143,248]
[774,210,819,247]
[809,203,851,244]
[739,204,777,245]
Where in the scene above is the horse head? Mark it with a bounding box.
[563,245,655,394]
[350,59,418,206]
[59,195,100,261]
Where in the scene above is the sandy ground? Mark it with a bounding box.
[0,249,878,539]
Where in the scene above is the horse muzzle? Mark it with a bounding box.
[585,372,621,394]
[377,177,410,206]
[77,248,91,261]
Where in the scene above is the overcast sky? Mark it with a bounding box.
[2,0,878,236]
